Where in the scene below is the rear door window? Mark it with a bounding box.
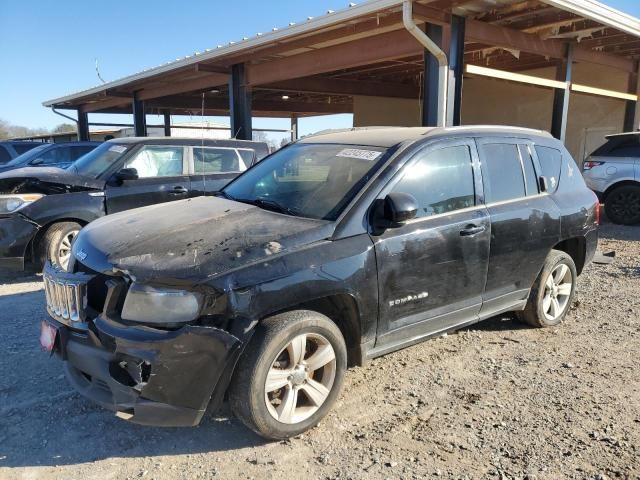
[34,147,70,165]
[391,144,476,218]
[13,143,39,155]
[70,145,97,161]
[480,143,526,203]
[193,147,246,173]
[534,146,562,193]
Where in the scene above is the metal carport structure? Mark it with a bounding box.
[43,0,640,159]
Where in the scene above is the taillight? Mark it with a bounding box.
[595,201,600,225]
[583,160,605,170]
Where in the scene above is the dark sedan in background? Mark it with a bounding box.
[0,141,101,173]
[0,141,44,164]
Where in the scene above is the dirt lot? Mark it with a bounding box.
[0,219,638,480]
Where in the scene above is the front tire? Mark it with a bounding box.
[605,184,640,225]
[228,310,347,440]
[518,249,577,328]
[41,222,81,271]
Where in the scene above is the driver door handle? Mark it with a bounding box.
[460,224,486,236]
[169,186,189,194]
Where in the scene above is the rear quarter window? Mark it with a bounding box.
[534,146,562,193]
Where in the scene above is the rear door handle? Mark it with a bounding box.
[169,186,189,194]
[460,224,486,236]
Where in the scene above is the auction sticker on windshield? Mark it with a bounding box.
[336,149,382,161]
[109,145,127,154]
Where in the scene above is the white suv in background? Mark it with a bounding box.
[583,132,640,225]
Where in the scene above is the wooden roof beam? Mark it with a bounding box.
[246,29,423,86]
[465,19,635,72]
[260,77,420,98]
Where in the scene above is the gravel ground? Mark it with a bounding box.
[0,218,638,480]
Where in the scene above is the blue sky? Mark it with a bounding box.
[1,0,639,139]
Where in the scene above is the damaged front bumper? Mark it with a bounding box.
[0,214,39,271]
[46,314,242,427]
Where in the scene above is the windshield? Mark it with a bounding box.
[73,142,132,178]
[222,143,391,220]
[6,144,50,167]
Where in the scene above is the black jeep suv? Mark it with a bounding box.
[0,137,267,271]
[40,126,598,439]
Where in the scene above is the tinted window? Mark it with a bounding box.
[124,146,184,178]
[519,145,539,196]
[70,145,97,160]
[13,143,40,155]
[0,146,11,163]
[392,145,475,218]
[193,147,245,174]
[481,143,526,203]
[591,136,640,157]
[610,144,640,157]
[238,149,255,167]
[33,147,70,165]
[534,146,562,193]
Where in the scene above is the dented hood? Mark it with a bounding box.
[73,196,333,283]
[0,166,103,194]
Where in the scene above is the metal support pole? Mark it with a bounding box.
[229,64,253,140]
[163,111,171,137]
[623,62,639,131]
[551,44,574,143]
[422,23,443,127]
[77,109,89,141]
[447,15,466,126]
[291,114,298,142]
[132,92,147,137]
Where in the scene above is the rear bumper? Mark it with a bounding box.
[48,315,242,427]
[0,215,38,271]
[584,228,598,269]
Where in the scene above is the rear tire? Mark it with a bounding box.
[41,222,82,271]
[604,184,640,225]
[518,249,577,328]
[228,310,347,440]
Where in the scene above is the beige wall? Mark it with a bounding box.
[353,95,421,127]
[351,63,631,165]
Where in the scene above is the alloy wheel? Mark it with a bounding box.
[264,333,337,424]
[58,230,79,271]
[542,263,573,322]
[609,190,640,221]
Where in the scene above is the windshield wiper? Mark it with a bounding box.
[214,191,236,200]
[237,197,301,217]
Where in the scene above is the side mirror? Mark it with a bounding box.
[371,192,418,233]
[115,167,139,183]
[538,175,549,193]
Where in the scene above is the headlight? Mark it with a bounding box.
[121,284,203,324]
[0,194,44,214]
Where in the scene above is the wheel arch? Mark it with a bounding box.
[552,237,586,275]
[26,217,88,267]
[257,294,364,368]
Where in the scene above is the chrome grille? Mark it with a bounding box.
[43,263,95,328]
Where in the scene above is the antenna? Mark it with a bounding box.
[201,92,206,194]
[95,59,106,84]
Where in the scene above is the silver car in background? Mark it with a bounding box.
[583,132,640,225]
